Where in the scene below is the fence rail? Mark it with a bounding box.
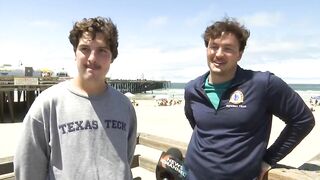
[1,133,319,179]
[132,133,320,180]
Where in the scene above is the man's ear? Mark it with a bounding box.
[237,51,243,62]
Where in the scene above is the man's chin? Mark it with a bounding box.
[210,67,223,74]
[82,74,98,81]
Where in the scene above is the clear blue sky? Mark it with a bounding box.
[1,0,320,83]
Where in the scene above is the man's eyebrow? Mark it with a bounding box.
[223,44,237,48]
[78,44,89,47]
[209,42,235,47]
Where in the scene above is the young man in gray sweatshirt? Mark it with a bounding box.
[14,17,137,180]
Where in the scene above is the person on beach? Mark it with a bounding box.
[183,17,315,180]
[14,17,137,180]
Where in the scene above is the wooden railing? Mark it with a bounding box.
[133,133,320,180]
[131,133,188,176]
[1,133,320,180]
[0,156,14,180]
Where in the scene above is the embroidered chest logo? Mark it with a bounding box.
[229,90,244,105]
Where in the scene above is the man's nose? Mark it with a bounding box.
[216,47,224,56]
[88,50,96,62]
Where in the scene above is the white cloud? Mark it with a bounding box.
[28,20,60,29]
[184,3,217,27]
[109,45,207,82]
[247,40,300,53]
[0,39,74,75]
[146,16,168,28]
[185,11,211,27]
[241,58,320,84]
[242,12,283,27]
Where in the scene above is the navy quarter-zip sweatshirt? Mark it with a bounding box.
[184,66,315,180]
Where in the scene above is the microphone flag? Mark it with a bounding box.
[155,148,188,180]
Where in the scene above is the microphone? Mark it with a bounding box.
[155,148,188,180]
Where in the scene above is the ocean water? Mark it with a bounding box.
[288,84,320,102]
[140,83,320,102]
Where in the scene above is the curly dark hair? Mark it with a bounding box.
[69,16,118,62]
[203,17,250,52]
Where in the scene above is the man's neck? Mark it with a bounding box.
[209,70,236,84]
[72,77,107,96]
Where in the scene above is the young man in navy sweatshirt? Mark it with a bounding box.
[184,17,315,180]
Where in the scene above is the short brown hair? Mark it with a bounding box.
[203,17,250,52]
[69,16,119,61]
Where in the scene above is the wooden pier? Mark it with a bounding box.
[107,79,170,94]
[0,77,170,123]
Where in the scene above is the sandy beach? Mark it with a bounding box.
[1,99,319,179]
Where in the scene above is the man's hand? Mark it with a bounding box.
[258,161,272,180]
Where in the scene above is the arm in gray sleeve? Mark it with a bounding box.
[14,114,49,180]
[127,105,137,165]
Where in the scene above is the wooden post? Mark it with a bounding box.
[17,90,21,103]
[0,92,4,123]
[26,91,35,109]
[6,92,15,123]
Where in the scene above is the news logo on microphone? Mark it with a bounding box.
[156,148,188,180]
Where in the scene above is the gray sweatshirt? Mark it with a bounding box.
[14,81,137,180]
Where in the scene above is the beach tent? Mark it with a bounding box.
[154,94,169,100]
[311,96,320,100]
[310,96,320,105]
